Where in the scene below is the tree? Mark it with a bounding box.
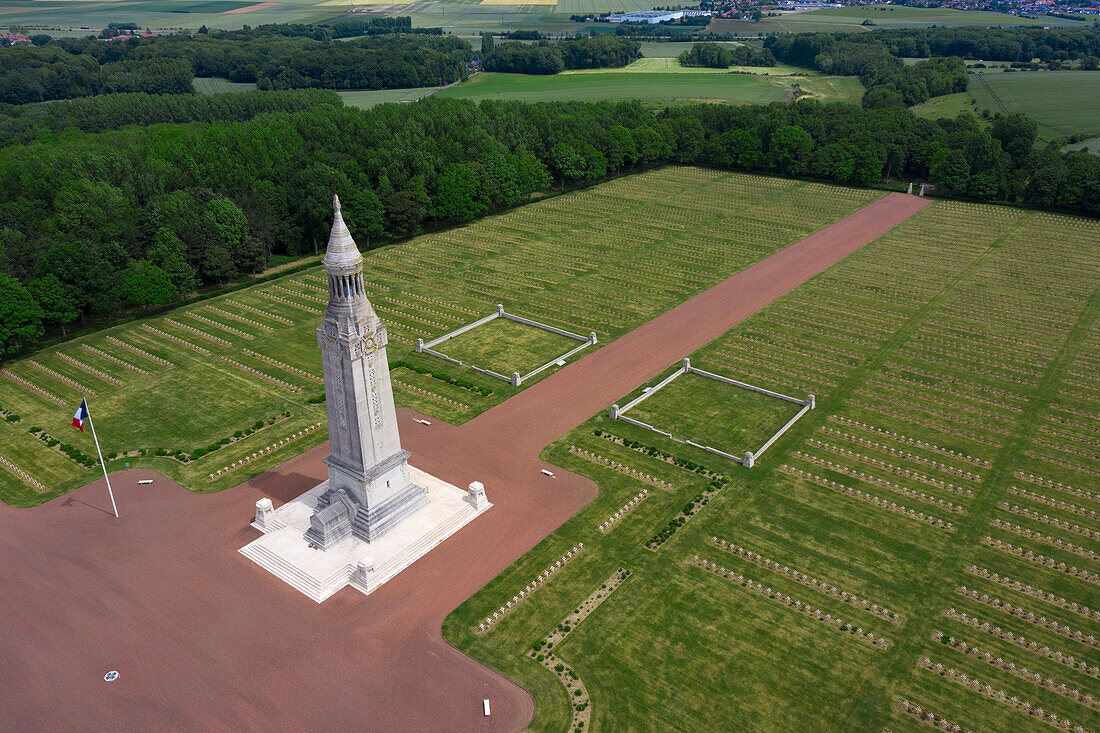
[429,163,484,222]
[146,227,198,294]
[767,125,814,175]
[721,129,763,169]
[929,148,970,195]
[204,198,249,254]
[0,273,43,354]
[1081,56,1100,71]
[990,113,1038,168]
[549,143,587,188]
[481,33,495,55]
[28,275,78,337]
[121,260,177,310]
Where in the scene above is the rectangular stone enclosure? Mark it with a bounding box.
[416,305,596,386]
[609,358,814,467]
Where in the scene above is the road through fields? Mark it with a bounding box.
[0,192,930,731]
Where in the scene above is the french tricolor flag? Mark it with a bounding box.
[72,399,88,432]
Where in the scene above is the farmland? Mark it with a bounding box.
[0,168,882,507]
[970,71,1100,139]
[433,71,795,105]
[915,71,1100,141]
[708,6,1085,36]
[2,0,1084,35]
[339,59,865,109]
[443,197,1100,731]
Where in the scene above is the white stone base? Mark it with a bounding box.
[239,466,491,603]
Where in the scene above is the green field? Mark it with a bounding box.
[0,168,882,507]
[435,71,794,105]
[4,0,1085,35]
[911,91,979,122]
[443,197,1100,732]
[192,76,259,94]
[337,87,440,108]
[708,6,1084,36]
[970,71,1100,139]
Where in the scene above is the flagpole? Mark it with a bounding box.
[85,402,119,519]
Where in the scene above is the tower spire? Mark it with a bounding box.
[323,194,362,272]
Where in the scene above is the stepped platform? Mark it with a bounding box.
[240,466,490,602]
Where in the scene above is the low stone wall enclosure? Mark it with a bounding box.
[609,357,815,468]
[415,304,596,387]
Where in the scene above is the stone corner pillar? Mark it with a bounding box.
[511,372,522,387]
[590,331,598,344]
[415,338,424,353]
[466,481,489,511]
[743,451,755,469]
[496,303,505,316]
[254,497,274,530]
[807,394,816,409]
[609,404,619,420]
[682,357,691,371]
[353,556,376,586]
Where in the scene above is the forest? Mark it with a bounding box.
[764,35,969,106]
[0,33,474,105]
[845,26,1100,63]
[678,42,776,69]
[0,88,342,148]
[0,92,1097,355]
[480,35,642,75]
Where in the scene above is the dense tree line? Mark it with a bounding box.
[678,42,776,69]
[0,97,1096,354]
[849,27,1100,63]
[765,34,968,106]
[482,36,641,75]
[0,32,473,105]
[0,88,342,147]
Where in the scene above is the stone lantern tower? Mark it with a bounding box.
[305,196,428,548]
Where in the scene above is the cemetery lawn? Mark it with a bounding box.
[436,317,582,378]
[624,370,804,459]
[0,167,883,506]
[444,200,1100,732]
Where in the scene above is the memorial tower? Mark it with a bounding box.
[305,196,428,548]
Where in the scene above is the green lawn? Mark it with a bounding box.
[625,371,804,458]
[437,71,793,105]
[435,316,581,377]
[970,71,1100,139]
[0,167,882,507]
[444,199,1100,732]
